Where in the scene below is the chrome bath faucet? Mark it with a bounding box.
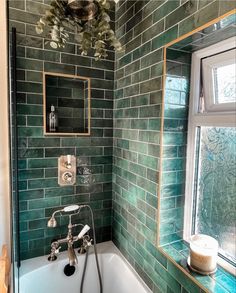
[47,204,91,265]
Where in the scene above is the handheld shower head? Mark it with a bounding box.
[63,204,80,213]
[47,205,82,228]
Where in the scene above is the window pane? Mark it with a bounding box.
[214,63,236,104]
[195,127,236,263]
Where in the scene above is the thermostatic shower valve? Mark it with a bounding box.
[58,155,76,186]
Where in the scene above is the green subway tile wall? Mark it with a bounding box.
[160,48,191,246]
[9,0,115,260]
[113,1,235,293]
[8,0,236,291]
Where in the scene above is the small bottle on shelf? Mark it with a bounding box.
[48,105,58,132]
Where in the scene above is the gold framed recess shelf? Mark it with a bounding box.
[43,72,91,136]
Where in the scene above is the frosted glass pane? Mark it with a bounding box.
[214,63,236,104]
[195,127,236,263]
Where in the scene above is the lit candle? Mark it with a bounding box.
[190,234,218,273]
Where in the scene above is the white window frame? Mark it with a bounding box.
[184,36,236,275]
[202,48,236,112]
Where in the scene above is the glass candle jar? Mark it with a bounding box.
[190,234,218,273]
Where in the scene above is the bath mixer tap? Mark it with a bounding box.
[48,223,90,263]
[47,205,90,264]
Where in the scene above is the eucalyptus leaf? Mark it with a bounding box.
[36,26,44,34]
[103,13,110,22]
[39,17,46,25]
[50,41,58,48]
[36,0,123,60]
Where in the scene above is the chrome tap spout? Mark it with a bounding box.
[68,242,78,266]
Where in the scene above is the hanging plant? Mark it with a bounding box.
[36,0,122,60]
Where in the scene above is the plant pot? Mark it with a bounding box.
[67,0,99,21]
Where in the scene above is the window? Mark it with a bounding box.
[184,37,236,274]
[202,48,236,112]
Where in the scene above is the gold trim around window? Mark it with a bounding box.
[156,8,236,293]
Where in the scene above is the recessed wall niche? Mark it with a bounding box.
[43,72,91,135]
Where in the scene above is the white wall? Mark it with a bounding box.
[0,0,11,251]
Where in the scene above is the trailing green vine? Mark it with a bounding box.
[36,0,122,60]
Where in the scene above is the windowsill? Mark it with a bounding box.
[159,240,236,293]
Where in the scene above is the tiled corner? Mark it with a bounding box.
[113,1,235,293]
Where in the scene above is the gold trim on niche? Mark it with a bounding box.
[43,71,91,136]
[156,8,236,293]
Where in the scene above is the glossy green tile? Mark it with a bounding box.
[130,118,148,129]
[126,35,142,53]
[163,132,186,146]
[27,93,43,105]
[153,1,179,23]
[138,154,158,170]
[18,127,43,137]
[161,183,185,197]
[166,1,198,29]
[17,104,43,115]
[129,162,146,177]
[29,197,61,210]
[140,105,161,118]
[17,58,43,71]
[9,0,25,10]
[152,26,178,50]
[20,209,45,221]
[179,2,219,36]
[134,15,152,36]
[147,168,158,183]
[45,148,75,157]
[28,178,58,189]
[142,19,164,43]
[28,138,60,147]
[116,98,130,108]
[166,49,191,64]
[26,71,43,83]
[140,77,162,94]
[19,189,44,201]
[18,169,44,180]
[119,53,132,68]
[162,171,177,185]
[125,136,143,150]
[133,41,151,61]
[141,49,163,68]
[124,85,139,97]
[167,261,200,293]
[131,94,149,107]
[117,139,129,149]
[20,229,44,242]
[27,116,43,126]
[44,62,75,75]
[27,48,60,62]
[28,158,57,168]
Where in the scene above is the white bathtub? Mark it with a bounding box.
[20,241,152,293]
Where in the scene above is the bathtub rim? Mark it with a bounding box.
[19,240,152,293]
